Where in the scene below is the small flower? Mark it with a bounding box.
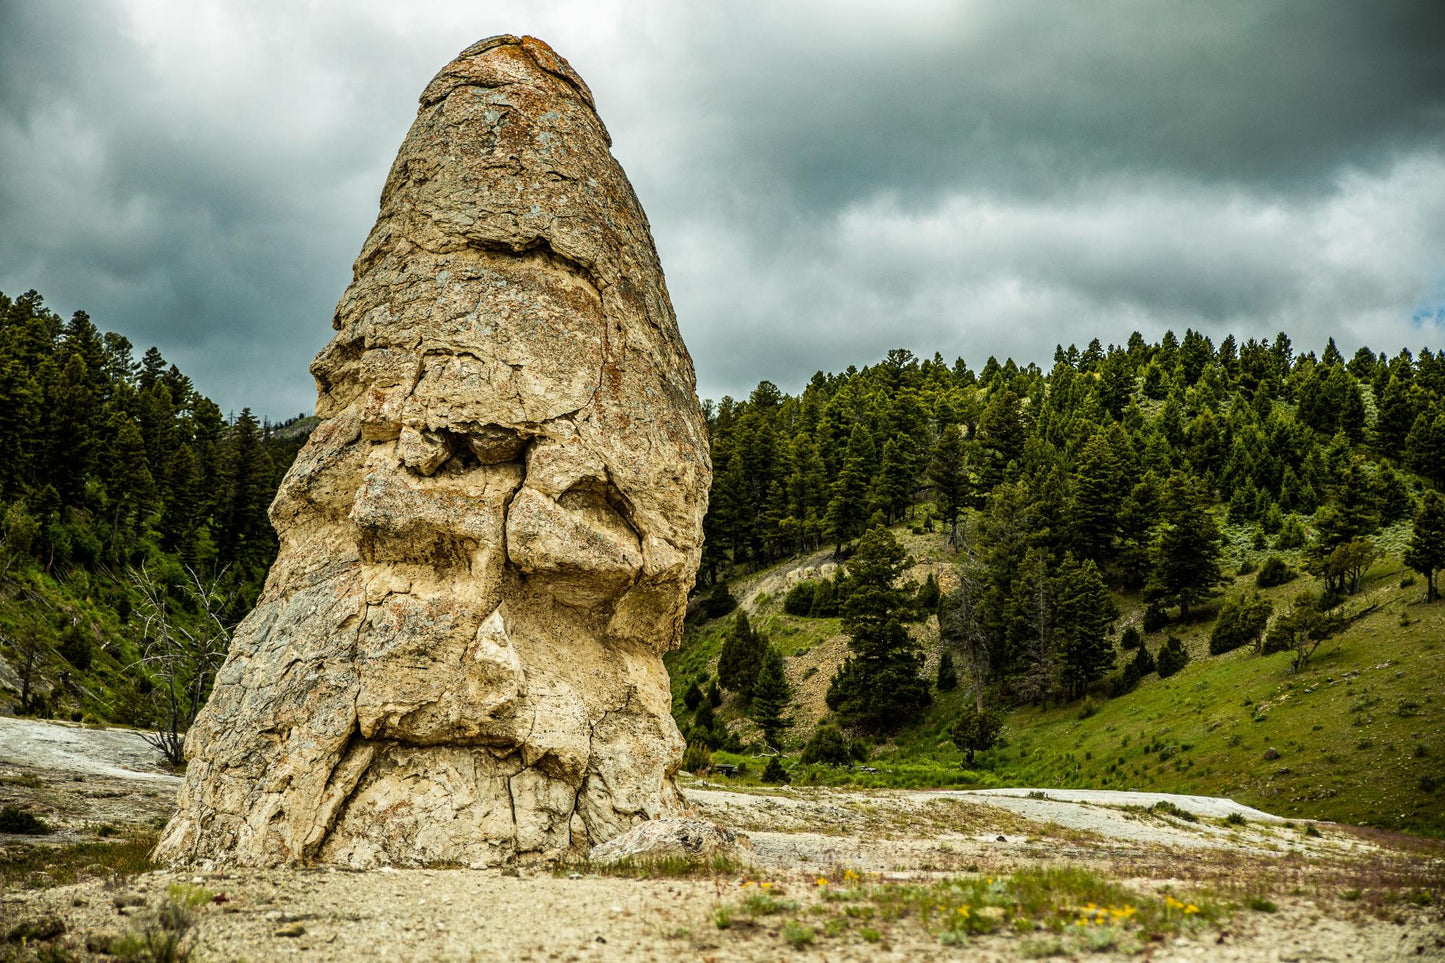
[760,881,773,889]
[1185,904,1199,915]
[816,878,828,887]
[956,906,970,917]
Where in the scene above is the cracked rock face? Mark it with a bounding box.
[154,35,710,868]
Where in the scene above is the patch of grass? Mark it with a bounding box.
[740,890,798,916]
[0,773,44,789]
[1019,937,1069,957]
[554,853,742,879]
[781,920,815,947]
[1150,800,1198,823]
[166,882,215,907]
[797,865,1217,949]
[1248,896,1278,912]
[0,804,52,835]
[0,831,157,889]
[1222,812,1247,827]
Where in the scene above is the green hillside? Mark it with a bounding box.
[667,520,1445,837]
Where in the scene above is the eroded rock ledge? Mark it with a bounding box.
[155,35,710,868]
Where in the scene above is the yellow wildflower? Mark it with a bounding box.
[1185,904,1199,914]
[816,878,828,887]
[957,906,970,917]
[760,882,773,889]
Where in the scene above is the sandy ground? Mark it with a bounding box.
[1,718,1442,961]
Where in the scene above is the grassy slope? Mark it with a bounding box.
[670,520,1445,837]
[0,564,151,725]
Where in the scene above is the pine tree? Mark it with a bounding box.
[1209,593,1273,655]
[1155,636,1189,678]
[935,650,958,691]
[950,704,1002,766]
[1145,472,1225,618]
[717,610,768,701]
[1405,490,1445,603]
[927,424,968,545]
[749,646,792,749]
[1052,554,1117,699]
[825,527,930,732]
[1071,433,1124,563]
[824,423,875,553]
[46,353,101,506]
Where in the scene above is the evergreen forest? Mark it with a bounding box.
[3,286,1444,832]
[0,289,311,734]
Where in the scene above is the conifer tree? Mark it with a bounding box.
[950,704,1002,766]
[935,650,958,691]
[824,423,875,553]
[1405,490,1445,603]
[825,526,930,732]
[1071,432,1124,563]
[749,646,792,749]
[717,610,767,701]
[1052,554,1117,698]
[1145,472,1225,618]
[927,424,968,545]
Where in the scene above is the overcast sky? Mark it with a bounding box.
[2,1,1443,419]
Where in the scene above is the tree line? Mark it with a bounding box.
[692,329,1445,754]
[0,289,305,725]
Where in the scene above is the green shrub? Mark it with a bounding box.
[801,723,853,766]
[681,741,713,775]
[0,805,52,835]
[762,755,790,784]
[1131,643,1155,677]
[783,581,817,616]
[58,623,94,671]
[810,579,840,618]
[1274,516,1307,550]
[1210,593,1272,655]
[1119,626,1142,650]
[703,581,738,619]
[936,650,958,691]
[1142,605,1169,633]
[1156,636,1189,678]
[915,572,941,615]
[1256,555,1294,588]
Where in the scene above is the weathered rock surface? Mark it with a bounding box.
[587,817,752,866]
[155,35,710,868]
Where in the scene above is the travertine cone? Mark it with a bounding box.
[156,35,710,868]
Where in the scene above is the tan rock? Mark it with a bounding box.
[155,35,710,868]
[587,818,753,866]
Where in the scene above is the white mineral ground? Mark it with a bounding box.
[2,716,1441,961]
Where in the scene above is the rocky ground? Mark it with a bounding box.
[1,717,1442,961]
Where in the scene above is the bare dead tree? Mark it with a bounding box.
[129,564,235,766]
[940,542,992,712]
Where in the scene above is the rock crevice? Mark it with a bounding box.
[155,34,708,868]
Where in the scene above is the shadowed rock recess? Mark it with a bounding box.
[155,35,711,868]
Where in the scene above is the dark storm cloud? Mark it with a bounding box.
[1,1,1442,416]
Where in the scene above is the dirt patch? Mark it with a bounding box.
[2,718,1442,961]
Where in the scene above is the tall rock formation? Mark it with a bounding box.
[155,35,710,868]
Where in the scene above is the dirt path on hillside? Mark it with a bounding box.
[1,718,1441,961]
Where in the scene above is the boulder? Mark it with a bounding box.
[155,35,710,868]
[588,818,752,865]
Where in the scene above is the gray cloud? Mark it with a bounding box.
[1,0,1442,417]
